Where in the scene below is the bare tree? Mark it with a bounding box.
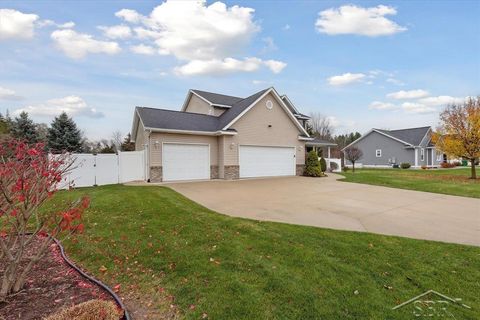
[308,112,333,140]
[344,147,363,172]
[111,130,122,151]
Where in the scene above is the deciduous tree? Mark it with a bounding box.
[344,147,363,172]
[434,97,480,179]
[0,140,89,300]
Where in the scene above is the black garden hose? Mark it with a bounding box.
[50,236,131,320]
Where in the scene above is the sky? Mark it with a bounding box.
[0,0,479,140]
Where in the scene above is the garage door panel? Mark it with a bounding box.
[239,145,295,178]
[163,144,210,181]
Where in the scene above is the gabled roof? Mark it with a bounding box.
[375,126,431,146]
[136,107,220,132]
[190,89,243,107]
[342,126,433,151]
[133,87,310,139]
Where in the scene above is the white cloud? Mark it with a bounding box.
[98,24,132,39]
[369,101,397,110]
[14,95,104,118]
[418,95,465,106]
[51,29,121,59]
[401,102,436,114]
[263,59,287,73]
[386,77,405,86]
[130,44,156,55]
[315,5,406,36]
[175,57,260,76]
[115,1,286,76]
[0,86,21,100]
[260,37,277,54]
[387,89,429,100]
[38,19,75,29]
[283,24,291,31]
[115,9,143,24]
[0,9,39,40]
[327,73,366,86]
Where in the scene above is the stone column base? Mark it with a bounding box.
[296,164,305,176]
[150,166,162,182]
[210,165,219,179]
[224,165,239,180]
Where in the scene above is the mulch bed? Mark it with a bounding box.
[0,237,121,320]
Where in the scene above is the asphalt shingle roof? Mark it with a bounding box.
[376,126,430,146]
[191,89,243,107]
[136,88,271,132]
[306,137,337,146]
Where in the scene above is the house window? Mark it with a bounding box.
[421,148,425,161]
[376,149,382,157]
[436,151,443,161]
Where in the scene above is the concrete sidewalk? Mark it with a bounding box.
[167,174,480,246]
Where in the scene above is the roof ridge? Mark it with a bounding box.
[231,88,270,106]
[136,106,219,119]
[376,126,431,132]
[191,89,243,100]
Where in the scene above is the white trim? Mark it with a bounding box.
[376,149,382,157]
[418,127,432,147]
[161,142,211,181]
[280,94,300,114]
[181,90,233,112]
[298,136,315,141]
[415,148,419,167]
[222,87,310,137]
[144,127,237,136]
[131,108,147,142]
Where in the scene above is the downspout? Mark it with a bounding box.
[146,129,151,182]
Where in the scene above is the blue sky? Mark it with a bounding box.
[0,0,478,140]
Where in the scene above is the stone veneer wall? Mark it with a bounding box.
[224,165,239,180]
[296,164,305,176]
[210,165,219,179]
[150,166,162,182]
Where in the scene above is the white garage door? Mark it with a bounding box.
[239,145,295,178]
[163,143,210,181]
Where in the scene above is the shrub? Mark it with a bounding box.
[392,164,399,169]
[441,162,456,168]
[304,150,322,177]
[319,157,327,173]
[400,163,411,169]
[45,299,122,320]
[421,165,427,170]
[453,161,462,166]
[0,140,89,301]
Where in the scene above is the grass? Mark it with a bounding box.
[340,167,480,198]
[45,185,480,319]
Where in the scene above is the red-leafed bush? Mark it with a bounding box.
[0,140,89,300]
[440,162,456,168]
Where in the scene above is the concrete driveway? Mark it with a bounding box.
[167,174,480,246]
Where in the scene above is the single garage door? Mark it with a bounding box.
[163,143,210,181]
[239,145,295,178]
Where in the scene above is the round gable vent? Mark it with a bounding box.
[266,100,273,110]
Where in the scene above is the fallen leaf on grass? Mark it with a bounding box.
[113,284,121,292]
[99,265,108,273]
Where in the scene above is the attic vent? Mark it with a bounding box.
[266,100,273,110]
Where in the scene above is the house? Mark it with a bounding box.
[131,87,336,182]
[342,126,444,168]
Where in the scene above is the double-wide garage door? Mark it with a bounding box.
[239,145,295,178]
[163,143,210,182]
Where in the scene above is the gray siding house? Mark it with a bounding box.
[342,126,444,168]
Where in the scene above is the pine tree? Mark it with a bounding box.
[47,112,83,153]
[10,111,39,143]
[0,112,8,135]
[120,133,136,151]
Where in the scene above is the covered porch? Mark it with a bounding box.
[305,138,341,172]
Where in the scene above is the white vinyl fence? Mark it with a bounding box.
[62,151,145,188]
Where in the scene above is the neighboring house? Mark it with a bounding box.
[342,126,445,168]
[131,87,333,182]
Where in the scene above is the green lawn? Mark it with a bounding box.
[46,185,480,319]
[340,168,480,198]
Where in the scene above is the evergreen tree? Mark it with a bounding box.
[47,112,83,153]
[120,133,136,151]
[0,113,9,135]
[304,150,322,177]
[10,111,39,143]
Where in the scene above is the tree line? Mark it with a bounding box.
[0,111,135,153]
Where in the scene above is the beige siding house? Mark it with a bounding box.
[131,87,318,182]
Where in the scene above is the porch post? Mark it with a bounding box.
[414,148,418,167]
[328,146,331,159]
